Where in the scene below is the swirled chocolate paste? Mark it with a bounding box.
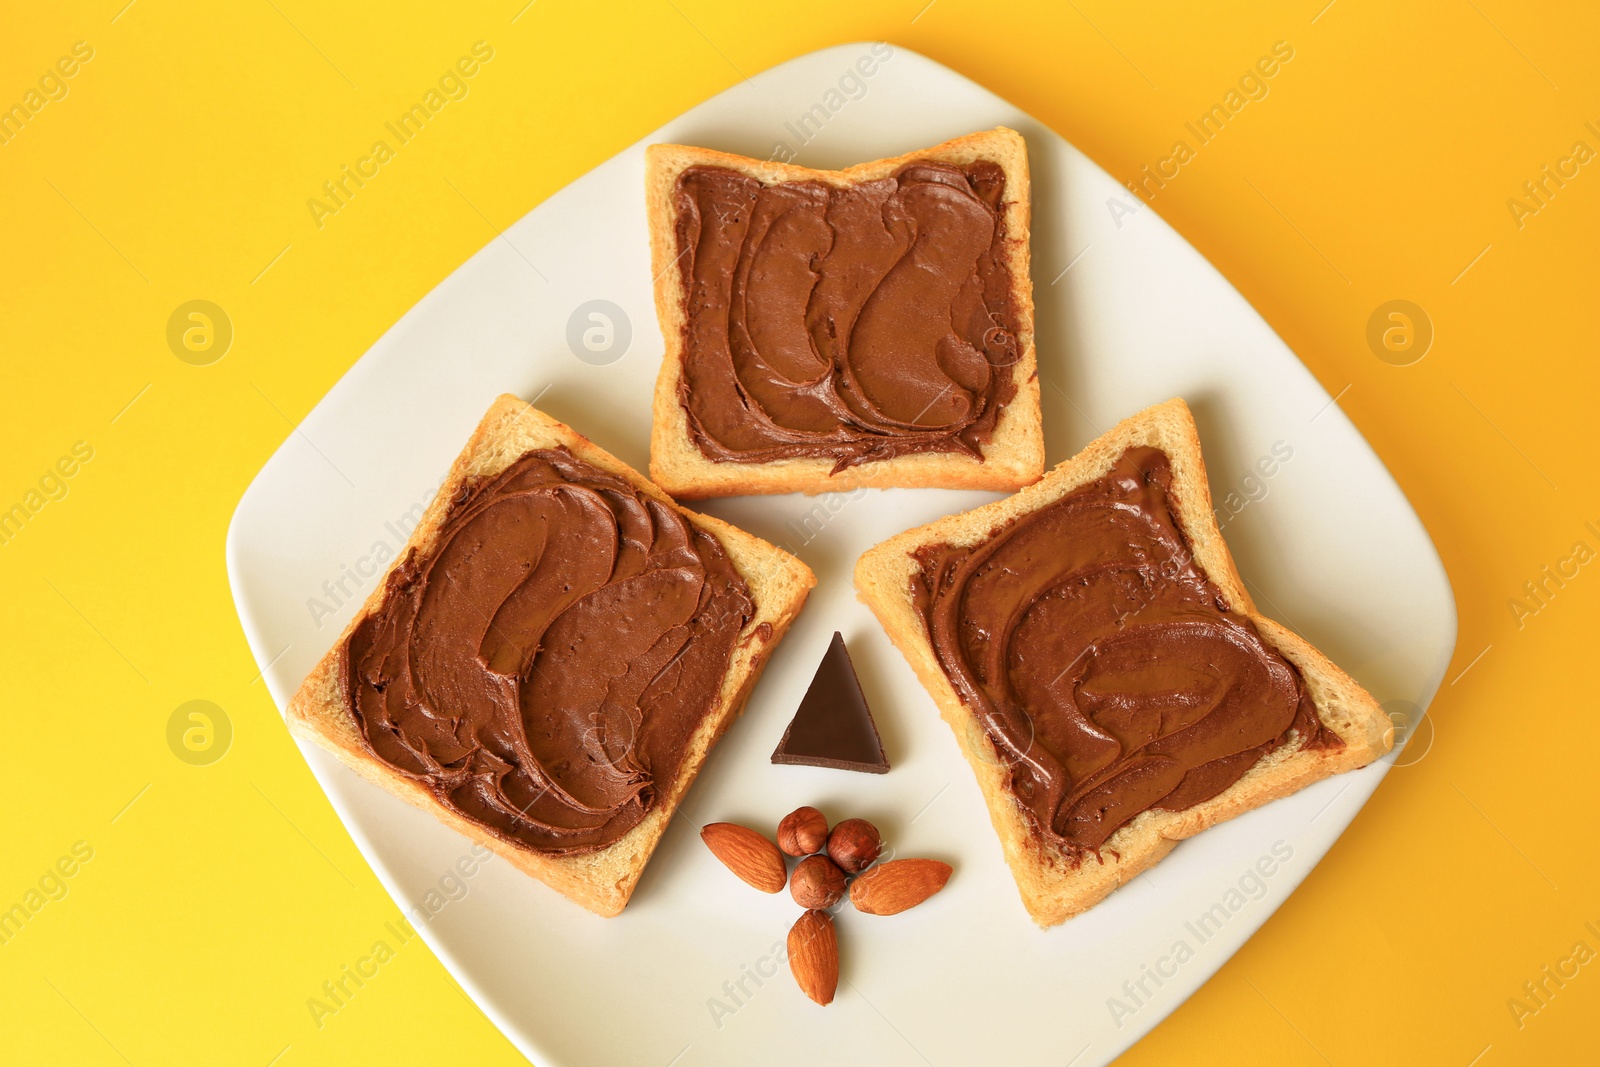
[911,446,1339,856]
[346,448,754,855]
[672,159,1022,472]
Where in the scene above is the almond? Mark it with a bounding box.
[787,909,839,1005]
[849,858,952,915]
[700,822,786,893]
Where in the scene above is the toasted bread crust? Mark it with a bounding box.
[646,127,1044,498]
[285,395,815,916]
[854,398,1392,926]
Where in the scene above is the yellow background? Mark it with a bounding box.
[2,1,1595,1063]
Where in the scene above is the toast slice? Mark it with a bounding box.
[854,398,1391,926]
[646,127,1043,498]
[286,395,815,916]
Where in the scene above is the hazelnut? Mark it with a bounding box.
[777,806,829,857]
[826,818,882,874]
[790,854,847,909]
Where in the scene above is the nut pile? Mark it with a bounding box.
[699,806,952,1006]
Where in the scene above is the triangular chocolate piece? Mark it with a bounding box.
[771,632,889,773]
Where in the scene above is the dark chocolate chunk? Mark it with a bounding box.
[771,632,889,774]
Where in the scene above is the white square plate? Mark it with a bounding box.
[227,43,1455,1067]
